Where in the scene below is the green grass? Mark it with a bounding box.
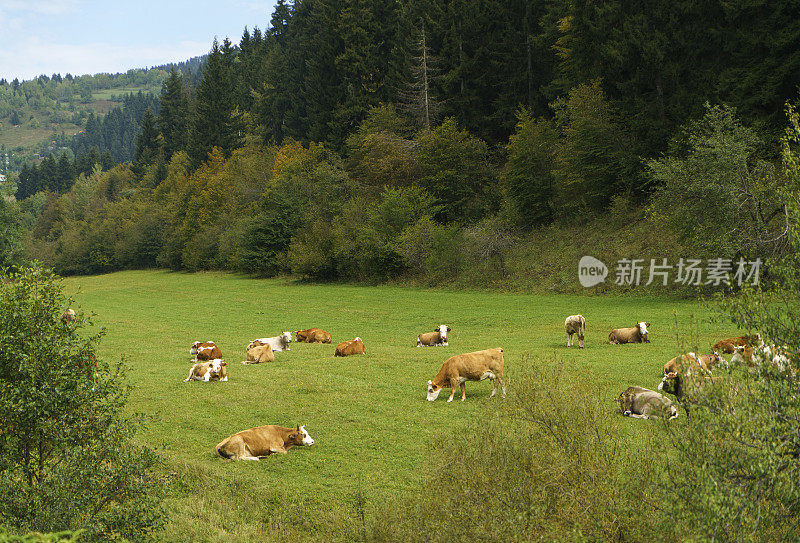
[62,270,739,541]
[90,86,155,100]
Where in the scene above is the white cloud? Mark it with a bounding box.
[0,37,209,80]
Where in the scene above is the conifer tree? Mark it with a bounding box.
[134,108,162,175]
[157,69,189,160]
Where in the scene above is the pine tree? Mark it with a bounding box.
[157,69,189,160]
[400,17,442,130]
[134,108,162,176]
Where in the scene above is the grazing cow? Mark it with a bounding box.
[60,308,76,325]
[184,358,228,382]
[248,332,293,353]
[426,347,505,402]
[334,337,366,357]
[190,341,223,361]
[242,344,274,365]
[295,328,332,344]
[713,334,762,354]
[216,425,315,461]
[608,322,650,344]
[658,352,722,398]
[618,386,678,420]
[417,325,450,347]
[564,315,586,348]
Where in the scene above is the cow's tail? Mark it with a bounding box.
[580,316,586,336]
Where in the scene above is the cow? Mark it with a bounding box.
[417,325,450,347]
[733,343,793,374]
[334,337,366,356]
[215,424,315,461]
[242,344,274,365]
[564,315,586,348]
[295,328,332,344]
[247,332,293,353]
[426,347,505,403]
[60,308,76,325]
[184,358,228,382]
[190,341,223,361]
[658,352,722,399]
[713,334,762,354]
[618,386,678,420]
[608,322,650,344]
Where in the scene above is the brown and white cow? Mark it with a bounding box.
[713,334,762,354]
[658,352,722,398]
[334,337,366,356]
[247,332,293,353]
[184,358,228,382]
[564,315,586,348]
[417,325,450,347]
[608,322,650,344]
[190,341,223,361]
[732,343,793,374]
[426,347,505,402]
[295,328,332,343]
[215,424,315,461]
[618,386,678,420]
[60,308,76,325]
[242,344,274,365]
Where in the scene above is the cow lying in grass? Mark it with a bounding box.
[184,358,228,382]
[190,341,223,360]
[608,322,649,344]
[216,425,315,461]
[713,334,761,354]
[295,328,332,343]
[618,386,678,420]
[417,325,450,347]
[247,332,292,352]
[426,347,505,402]
[658,352,722,399]
[242,343,274,364]
[334,337,366,356]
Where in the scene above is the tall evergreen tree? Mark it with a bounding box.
[134,108,162,175]
[157,69,190,160]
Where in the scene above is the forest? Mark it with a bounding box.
[1,0,798,289]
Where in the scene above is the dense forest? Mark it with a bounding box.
[2,0,798,289]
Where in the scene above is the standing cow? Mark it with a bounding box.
[426,347,505,402]
[417,325,450,347]
[608,322,650,344]
[564,315,586,348]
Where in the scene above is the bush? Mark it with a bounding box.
[0,264,166,541]
[373,360,672,542]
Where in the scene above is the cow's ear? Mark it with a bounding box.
[447,327,451,332]
[646,322,651,327]
[221,361,227,366]
[427,380,432,385]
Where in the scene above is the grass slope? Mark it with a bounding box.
[63,270,739,541]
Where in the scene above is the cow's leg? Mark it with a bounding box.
[490,377,497,397]
[447,379,458,402]
[567,333,572,347]
[183,367,195,382]
[624,411,649,419]
[459,381,467,401]
[269,445,288,454]
[578,335,584,349]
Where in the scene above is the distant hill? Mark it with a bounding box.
[0,55,206,178]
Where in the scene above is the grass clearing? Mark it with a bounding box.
[62,270,738,541]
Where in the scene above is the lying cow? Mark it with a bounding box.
[713,333,762,354]
[216,424,315,461]
[242,344,274,365]
[190,341,223,360]
[564,315,586,348]
[732,343,793,374]
[608,322,650,344]
[334,337,366,356]
[618,386,678,420]
[658,352,722,398]
[248,331,293,352]
[184,358,228,382]
[295,328,332,344]
[426,347,505,402]
[417,325,450,347]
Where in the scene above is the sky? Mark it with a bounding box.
[0,1,280,81]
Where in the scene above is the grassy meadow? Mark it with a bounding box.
[62,270,739,541]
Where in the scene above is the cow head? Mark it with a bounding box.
[287,425,315,446]
[295,330,308,342]
[637,322,649,339]
[247,339,265,351]
[658,371,679,395]
[437,325,450,341]
[208,359,227,379]
[190,341,202,355]
[282,331,293,344]
[427,380,442,401]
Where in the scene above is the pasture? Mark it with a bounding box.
[62,270,738,541]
